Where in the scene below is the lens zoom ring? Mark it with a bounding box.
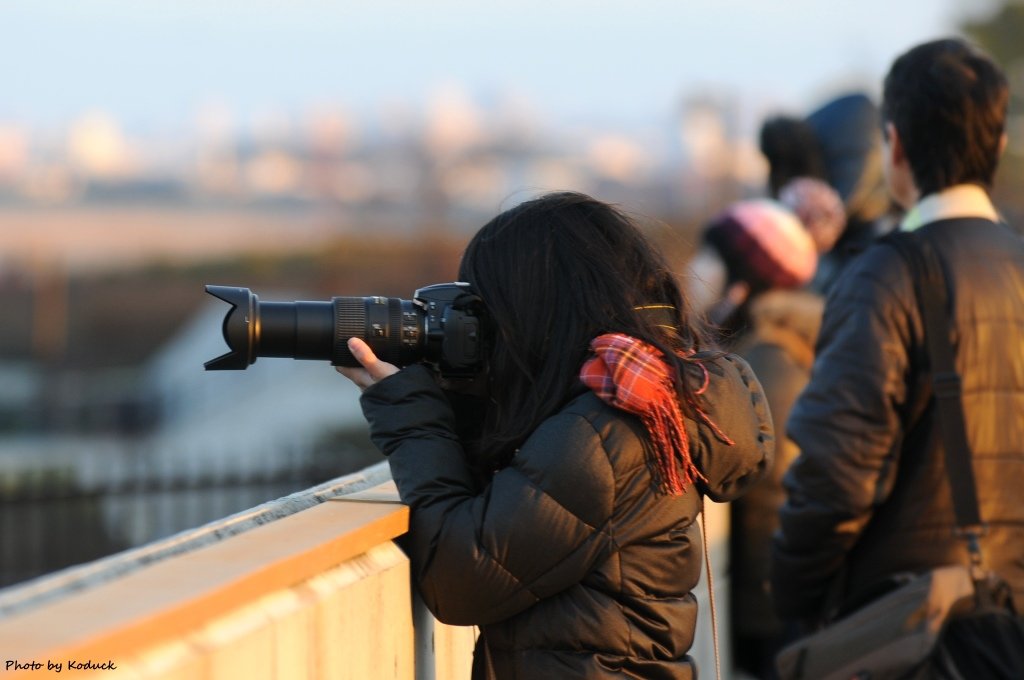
[333,297,367,365]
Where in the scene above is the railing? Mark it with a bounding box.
[0,434,379,588]
[0,462,475,679]
[0,462,731,679]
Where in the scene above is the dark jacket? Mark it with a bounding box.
[360,355,773,679]
[771,217,1024,623]
[730,290,823,639]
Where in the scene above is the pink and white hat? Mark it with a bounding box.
[703,199,818,292]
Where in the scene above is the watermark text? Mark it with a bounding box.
[4,659,117,673]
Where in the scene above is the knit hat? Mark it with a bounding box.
[702,199,817,293]
[779,177,846,254]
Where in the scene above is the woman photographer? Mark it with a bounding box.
[339,191,773,679]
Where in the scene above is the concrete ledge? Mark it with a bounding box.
[0,479,408,674]
[114,542,414,680]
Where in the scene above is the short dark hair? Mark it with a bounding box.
[881,37,1009,197]
[458,192,710,466]
[759,116,827,197]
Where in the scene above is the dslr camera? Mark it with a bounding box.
[204,283,486,379]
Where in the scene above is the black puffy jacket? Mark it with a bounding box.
[360,354,772,679]
[771,217,1024,623]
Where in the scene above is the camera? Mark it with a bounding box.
[204,282,486,378]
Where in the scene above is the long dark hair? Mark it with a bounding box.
[458,191,711,467]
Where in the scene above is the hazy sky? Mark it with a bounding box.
[0,0,999,133]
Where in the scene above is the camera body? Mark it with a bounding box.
[204,282,486,379]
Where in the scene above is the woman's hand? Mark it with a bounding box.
[336,337,400,391]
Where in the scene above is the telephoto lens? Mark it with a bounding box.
[203,283,484,377]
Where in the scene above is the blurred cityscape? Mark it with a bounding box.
[0,87,768,240]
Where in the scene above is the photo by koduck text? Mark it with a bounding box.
[5,659,117,673]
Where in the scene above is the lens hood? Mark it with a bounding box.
[204,285,258,370]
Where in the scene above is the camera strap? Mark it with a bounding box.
[699,508,723,680]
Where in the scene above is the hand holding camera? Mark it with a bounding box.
[335,338,399,391]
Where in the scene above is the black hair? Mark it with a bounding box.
[458,191,710,467]
[881,38,1008,197]
[758,116,827,197]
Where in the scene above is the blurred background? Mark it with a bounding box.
[1,0,1021,587]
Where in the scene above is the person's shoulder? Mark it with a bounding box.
[551,391,645,453]
[922,216,1024,254]
[519,392,619,456]
[745,289,824,352]
[698,351,761,391]
[511,393,628,522]
[827,236,914,305]
[693,353,771,429]
[688,354,770,428]
[843,236,911,280]
[524,391,656,481]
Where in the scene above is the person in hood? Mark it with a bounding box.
[760,92,898,294]
[339,191,773,679]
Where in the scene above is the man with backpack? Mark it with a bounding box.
[770,37,1024,677]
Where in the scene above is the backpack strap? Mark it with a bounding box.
[883,232,985,559]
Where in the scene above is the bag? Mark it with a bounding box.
[930,594,1024,678]
[775,566,975,680]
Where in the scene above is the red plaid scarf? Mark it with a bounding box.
[580,333,733,495]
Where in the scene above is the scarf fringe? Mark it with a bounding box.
[581,333,733,496]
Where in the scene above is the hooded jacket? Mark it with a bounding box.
[771,214,1024,623]
[805,93,897,295]
[359,354,773,679]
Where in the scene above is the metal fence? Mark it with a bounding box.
[0,442,380,589]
